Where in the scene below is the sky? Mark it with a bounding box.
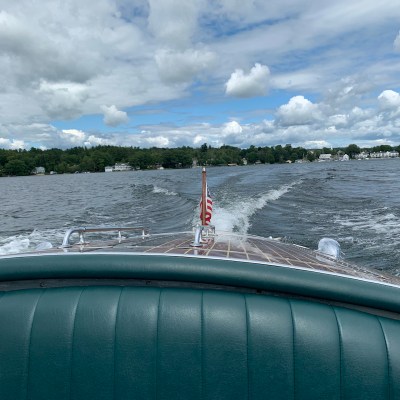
[1,0,400,150]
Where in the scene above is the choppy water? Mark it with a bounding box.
[1,159,400,275]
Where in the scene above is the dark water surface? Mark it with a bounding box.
[1,159,400,275]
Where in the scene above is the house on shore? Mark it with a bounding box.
[104,163,132,172]
[33,167,45,175]
[318,154,332,162]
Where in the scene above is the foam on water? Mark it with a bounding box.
[0,229,64,255]
[334,209,400,236]
[0,238,30,255]
[152,186,178,196]
[193,181,301,234]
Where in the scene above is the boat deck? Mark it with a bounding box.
[48,230,400,286]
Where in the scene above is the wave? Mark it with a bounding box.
[333,208,400,235]
[0,238,30,255]
[0,229,64,255]
[152,186,178,196]
[192,180,301,234]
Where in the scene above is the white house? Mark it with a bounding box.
[370,151,399,159]
[318,154,332,161]
[114,163,132,171]
[33,166,45,175]
[105,163,132,172]
[355,152,369,160]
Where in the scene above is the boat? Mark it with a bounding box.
[0,168,399,399]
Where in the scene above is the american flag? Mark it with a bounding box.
[200,184,213,225]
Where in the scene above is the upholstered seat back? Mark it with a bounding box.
[1,284,399,400]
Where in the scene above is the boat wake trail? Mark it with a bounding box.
[0,229,64,255]
[152,186,178,196]
[196,180,301,235]
[0,237,30,255]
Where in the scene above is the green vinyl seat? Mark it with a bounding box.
[0,254,400,400]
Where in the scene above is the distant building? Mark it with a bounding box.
[105,163,132,172]
[114,163,132,171]
[33,166,45,175]
[242,158,248,165]
[356,151,399,160]
[318,154,332,162]
[355,152,369,160]
[370,151,399,158]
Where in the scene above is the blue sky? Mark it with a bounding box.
[1,0,400,150]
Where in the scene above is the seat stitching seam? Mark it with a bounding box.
[68,288,85,400]
[377,317,391,400]
[113,287,124,400]
[332,307,343,400]
[26,289,45,400]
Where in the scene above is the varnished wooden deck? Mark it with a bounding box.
[58,231,400,286]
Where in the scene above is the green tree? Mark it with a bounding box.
[4,159,30,176]
[345,144,361,158]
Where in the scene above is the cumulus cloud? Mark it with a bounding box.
[328,114,348,127]
[1,1,400,150]
[145,136,170,147]
[276,96,321,126]
[84,135,114,147]
[59,129,86,145]
[148,0,200,49]
[193,134,207,145]
[225,63,270,98]
[378,90,400,110]
[303,140,331,149]
[222,121,243,135]
[0,137,25,149]
[101,105,129,126]
[155,48,216,84]
[39,81,89,120]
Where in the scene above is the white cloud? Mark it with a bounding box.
[1,1,400,150]
[329,114,348,127]
[303,140,331,149]
[193,134,206,145]
[148,0,201,49]
[222,121,243,135]
[276,96,321,126]
[84,135,114,147]
[0,138,25,149]
[39,81,89,120]
[155,48,216,84]
[225,63,270,98]
[101,105,129,126]
[59,129,86,145]
[145,136,170,147]
[378,90,400,110]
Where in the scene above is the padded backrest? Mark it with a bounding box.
[1,285,399,400]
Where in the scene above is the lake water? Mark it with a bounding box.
[1,159,399,275]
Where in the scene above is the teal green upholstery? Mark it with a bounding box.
[1,253,400,399]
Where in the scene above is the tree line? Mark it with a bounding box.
[0,143,398,177]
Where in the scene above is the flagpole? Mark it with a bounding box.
[201,167,207,225]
